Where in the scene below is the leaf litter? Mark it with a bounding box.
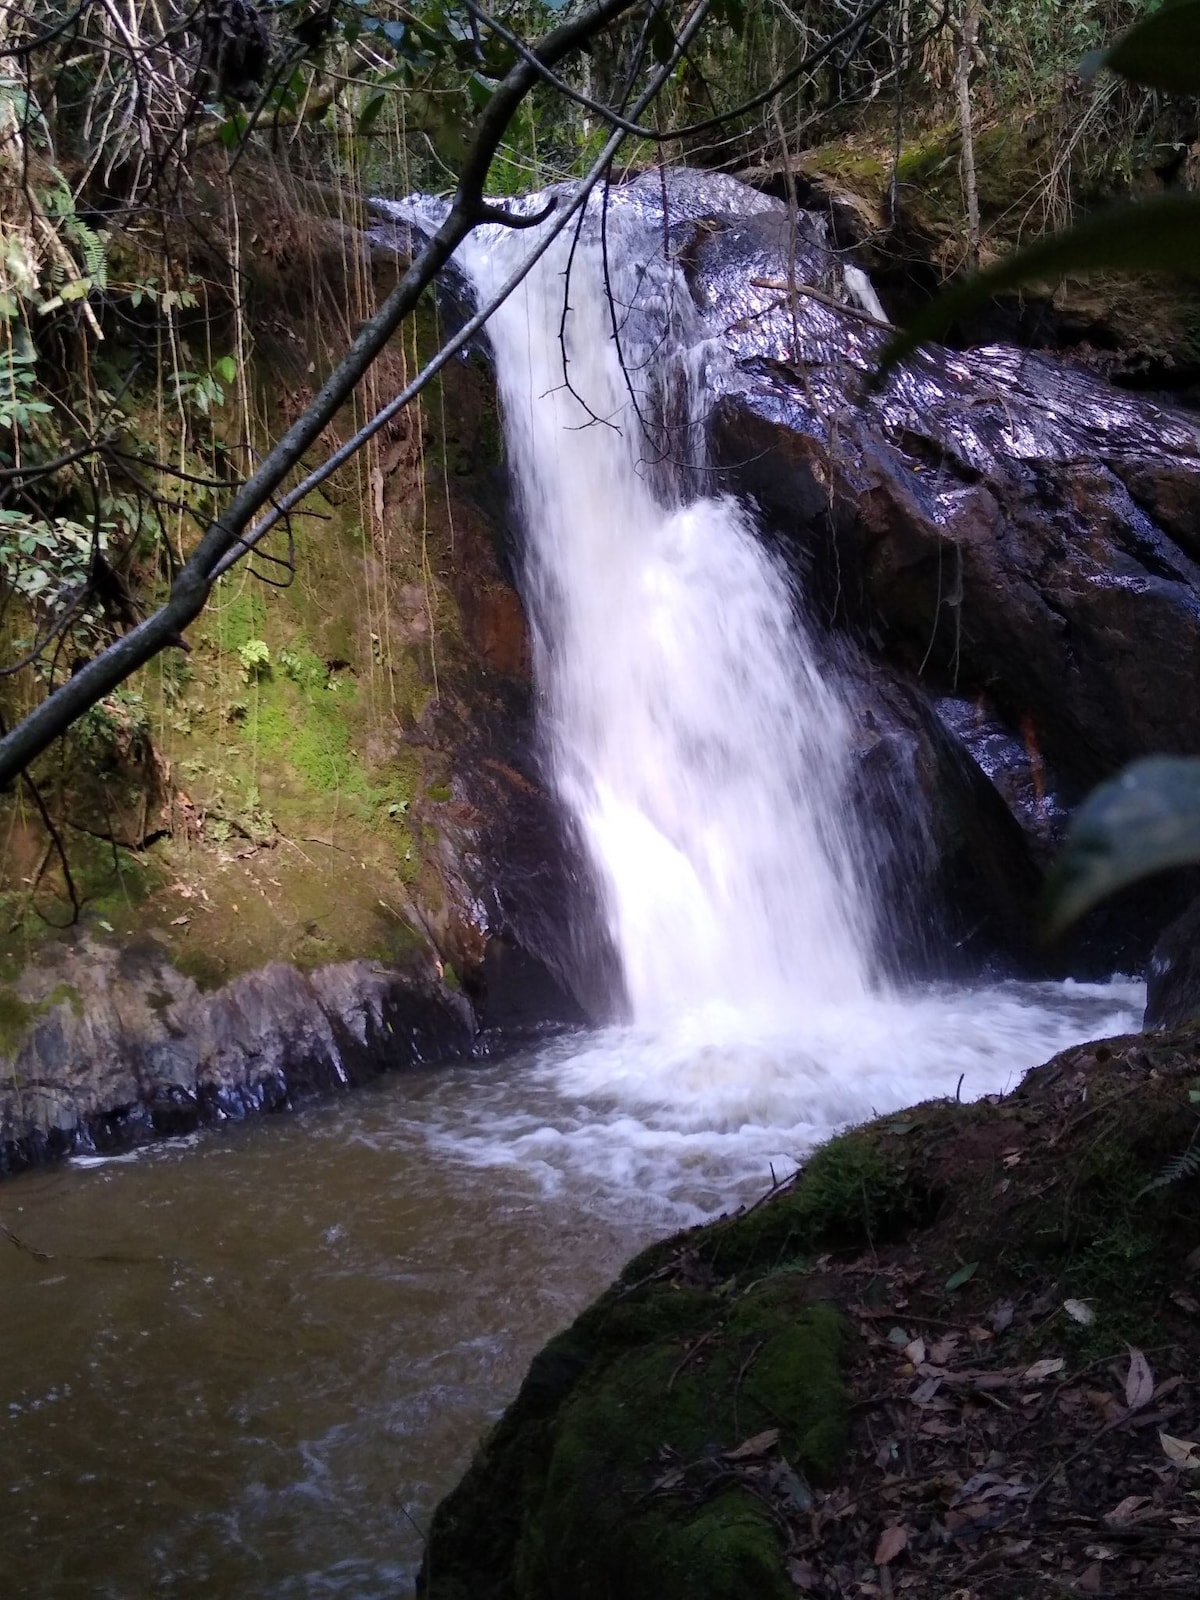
[647,1027,1200,1597]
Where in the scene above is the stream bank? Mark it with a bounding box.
[422,1022,1200,1600]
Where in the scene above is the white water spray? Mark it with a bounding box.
[457,203,876,1023]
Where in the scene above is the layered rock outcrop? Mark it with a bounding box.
[0,932,473,1175]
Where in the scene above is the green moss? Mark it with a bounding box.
[425,1265,847,1600]
[169,945,229,993]
[250,687,363,800]
[44,983,83,1019]
[701,1125,927,1278]
[211,583,268,652]
[0,981,84,1056]
[0,987,38,1056]
[1006,1102,1200,1347]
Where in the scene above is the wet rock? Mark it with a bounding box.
[932,693,1069,862]
[396,169,1200,980]
[0,934,474,1176]
[666,181,1200,803]
[838,657,1044,976]
[433,702,615,1030]
[1145,897,1200,1030]
[395,274,620,1029]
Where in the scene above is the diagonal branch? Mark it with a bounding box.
[0,0,655,789]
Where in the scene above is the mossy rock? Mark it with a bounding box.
[424,1270,847,1600]
[419,1122,927,1600]
[423,1026,1200,1597]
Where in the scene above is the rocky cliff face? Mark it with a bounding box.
[0,170,595,1171]
[664,175,1200,795]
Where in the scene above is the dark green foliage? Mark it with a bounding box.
[880,0,1200,377]
[1101,0,1200,94]
[1044,756,1200,934]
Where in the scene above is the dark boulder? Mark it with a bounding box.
[676,195,1200,804]
[836,651,1044,977]
[1146,897,1200,1030]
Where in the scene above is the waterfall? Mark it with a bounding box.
[454,200,880,1026]
[371,184,1143,1206]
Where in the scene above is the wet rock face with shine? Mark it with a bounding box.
[645,169,1200,805]
[607,170,1199,968]
[392,168,1200,978]
[1146,896,1200,1031]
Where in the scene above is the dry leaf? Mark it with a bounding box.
[874,1524,908,1566]
[911,1376,943,1405]
[1125,1347,1154,1412]
[920,1418,957,1437]
[1161,1432,1200,1469]
[1063,1298,1096,1326]
[724,1427,780,1461]
[1087,1388,1126,1426]
[903,1337,926,1366]
[1024,1357,1065,1382]
[1104,1495,1151,1526]
[989,1299,1015,1334]
[787,1557,818,1592]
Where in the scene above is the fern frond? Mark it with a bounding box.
[1138,1145,1200,1198]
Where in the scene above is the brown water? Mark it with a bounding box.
[0,977,1145,1598]
[0,1054,662,1600]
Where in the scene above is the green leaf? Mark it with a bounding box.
[358,86,388,133]
[1101,0,1200,95]
[877,194,1200,380]
[467,71,496,111]
[215,355,238,384]
[945,1261,979,1292]
[218,113,248,151]
[1044,756,1200,936]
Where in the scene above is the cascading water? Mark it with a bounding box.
[388,186,1143,1211]
[0,189,1162,1600]
[456,200,876,1025]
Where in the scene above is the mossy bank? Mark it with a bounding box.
[422,1024,1200,1599]
[0,160,576,1170]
